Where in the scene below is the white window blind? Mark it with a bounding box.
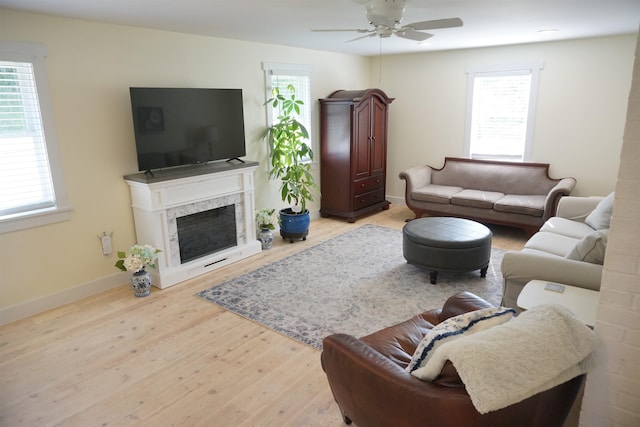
[262,62,313,159]
[0,42,70,233]
[268,74,311,131]
[0,60,55,216]
[465,63,543,162]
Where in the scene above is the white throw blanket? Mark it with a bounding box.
[411,304,597,414]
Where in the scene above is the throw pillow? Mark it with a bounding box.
[585,192,615,230]
[406,306,515,374]
[566,229,609,264]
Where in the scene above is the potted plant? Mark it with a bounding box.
[263,84,317,242]
[115,244,161,297]
[256,208,277,249]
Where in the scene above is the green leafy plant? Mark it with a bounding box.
[256,208,277,230]
[115,244,161,273]
[262,84,316,213]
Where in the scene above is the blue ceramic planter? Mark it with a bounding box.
[279,208,310,243]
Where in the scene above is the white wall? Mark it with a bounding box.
[370,36,636,203]
[580,31,640,427]
[0,9,370,318]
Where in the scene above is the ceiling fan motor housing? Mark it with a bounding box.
[366,0,406,25]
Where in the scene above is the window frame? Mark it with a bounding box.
[464,62,544,162]
[262,62,314,163]
[0,42,70,234]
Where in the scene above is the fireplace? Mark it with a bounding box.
[177,204,237,263]
[124,161,262,289]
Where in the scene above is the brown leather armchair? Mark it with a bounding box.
[321,291,584,427]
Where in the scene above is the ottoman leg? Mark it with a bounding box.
[480,265,488,278]
[429,270,438,284]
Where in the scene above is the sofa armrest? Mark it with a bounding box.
[543,177,577,218]
[555,196,605,221]
[500,251,603,308]
[439,291,494,321]
[502,251,603,290]
[399,165,433,194]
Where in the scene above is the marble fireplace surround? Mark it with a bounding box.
[124,161,261,289]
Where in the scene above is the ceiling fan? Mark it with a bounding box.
[313,0,463,43]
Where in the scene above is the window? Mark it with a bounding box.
[464,62,543,161]
[262,62,313,161]
[0,42,70,233]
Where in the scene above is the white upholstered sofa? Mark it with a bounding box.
[500,193,614,309]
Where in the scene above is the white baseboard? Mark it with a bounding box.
[387,195,406,206]
[0,272,129,326]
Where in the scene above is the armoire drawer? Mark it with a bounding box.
[353,175,384,194]
[354,188,385,210]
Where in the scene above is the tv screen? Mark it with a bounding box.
[129,87,246,172]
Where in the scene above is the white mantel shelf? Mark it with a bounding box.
[124,160,262,289]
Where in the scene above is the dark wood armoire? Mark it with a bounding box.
[319,88,394,222]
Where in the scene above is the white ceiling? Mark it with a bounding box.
[1,0,639,56]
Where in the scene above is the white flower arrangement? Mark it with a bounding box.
[256,208,277,230]
[115,244,161,273]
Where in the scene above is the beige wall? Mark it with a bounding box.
[0,9,370,315]
[373,35,635,202]
[580,31,640,427]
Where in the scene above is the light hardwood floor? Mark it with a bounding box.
[0,205,527,427]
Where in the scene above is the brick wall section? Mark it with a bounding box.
[579,31,640,427]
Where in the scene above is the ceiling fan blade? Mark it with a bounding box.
[345,33,378,43]
[394,30,433,42]
[312,28,371,33]
[403,18,463,31]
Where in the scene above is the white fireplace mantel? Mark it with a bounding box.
[124,161,262,288]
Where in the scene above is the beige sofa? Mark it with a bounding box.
[399,157,577,234]
[500,194,614,309]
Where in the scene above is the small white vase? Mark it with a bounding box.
[130,268,152,297]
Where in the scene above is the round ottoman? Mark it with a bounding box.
[402,217,492,284]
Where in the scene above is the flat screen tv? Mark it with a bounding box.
[129,87,246,172]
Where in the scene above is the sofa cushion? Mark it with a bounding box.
[585,192,615,230]
[566,229,609,265]
[406,306,515,374]
[540,217,597,239]
[516,247,563,258]
[451,189,505,209]
[412,184,462,204]
[493,195,546,217]
[524,231,579,257]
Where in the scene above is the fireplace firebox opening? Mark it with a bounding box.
[176,204,237,264]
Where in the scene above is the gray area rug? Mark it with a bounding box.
[197,224,504,350]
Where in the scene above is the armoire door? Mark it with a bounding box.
[353,99,372,180]
[370,97,387,176]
